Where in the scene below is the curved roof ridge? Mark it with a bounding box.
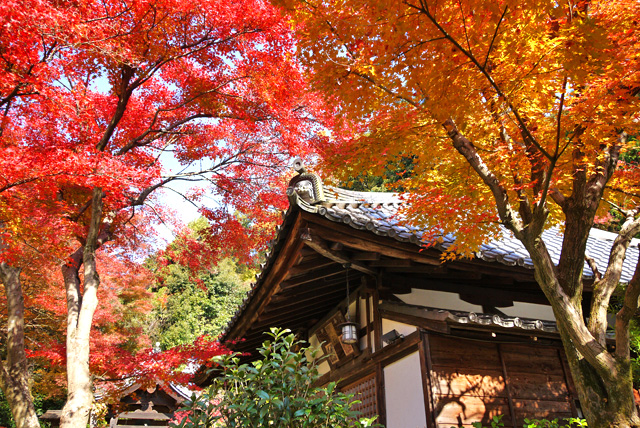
[323,186,401,204]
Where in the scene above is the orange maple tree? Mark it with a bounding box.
[0,0,321,426]
[278,0,640,425]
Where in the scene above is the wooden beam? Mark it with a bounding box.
[302,215,442,265]
[270,281,345,305]
[369,259,413,267]
[378,306,450,335]
[287,257,337,277]
[280,264,346,289]
[301,229,378,276]
[321,330,422,387]
[264,288,345,313]
[254,306,331,329]
[381,273,549,305]
[352,252,381,261]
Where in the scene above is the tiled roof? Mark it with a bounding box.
[221,181,638,340]
[294,186,639,283]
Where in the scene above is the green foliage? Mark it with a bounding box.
[450,415,504,428]
[0,389,65,428]
[523,417,588,428]
[340,155,415,192]
[450,416,588,428]
[173,328,378,428]
[146,216,253,349]
[149,258,251,349]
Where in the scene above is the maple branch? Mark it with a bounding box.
[483,5,508,68]
[554,76,568,158]
[456,0,472,55]
[351,71,419,108]
[413,0,552,161]
[96,65,135,152]
[0,174,63,194]
[585,255,602,281]
[116,75,250,155]
[588,212,640,346]
[442,118,524,237]
[586,134,623,204]
[616,245,640,359]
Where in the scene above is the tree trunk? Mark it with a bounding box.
[60,188,104,428]
[0,263,40,428]
[558,324,640,427]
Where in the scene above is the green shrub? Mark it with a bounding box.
[450,415,588,428]
[172,328,378,428]
[523,418,587,428]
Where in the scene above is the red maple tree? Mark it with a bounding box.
[0,0,324,426]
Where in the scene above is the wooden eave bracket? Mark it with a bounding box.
[300,228,378,276]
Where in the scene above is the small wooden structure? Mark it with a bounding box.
[38,382,188,428]
[212,163,638,428]
[107,381,188,427]
[40,410,62,427]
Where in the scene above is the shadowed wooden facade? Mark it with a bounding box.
[106,382,188,428]
[215,163,636,427]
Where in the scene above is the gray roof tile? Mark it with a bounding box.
[297,186,639,283]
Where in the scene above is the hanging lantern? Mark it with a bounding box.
[340,321,359,344]
[340,263,359,345]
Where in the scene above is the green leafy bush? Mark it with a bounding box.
[172,328,378,428]
[523,418,587,428]
[450,415,588,428]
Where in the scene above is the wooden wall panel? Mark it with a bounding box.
[500,343,574,424]
[512,400,573,426]
[429,336,512,427]
[435,396,512,427]
[429,337,502,371]
[425,335,576,428]
[431,368,507,398]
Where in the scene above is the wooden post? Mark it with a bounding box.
[421,331,438,428]
[356,289,362,337]
[498,344,518,428]
[373,275,383,352]
[375,363,386,427]
[365,293,372,352]
[418,331,436,428]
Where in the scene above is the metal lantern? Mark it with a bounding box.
[341,321,359,344]
[340,263,359,345]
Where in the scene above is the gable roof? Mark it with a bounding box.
[293,186,639,283]
[220,169,639,347]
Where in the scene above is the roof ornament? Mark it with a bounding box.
[286,157,326,206]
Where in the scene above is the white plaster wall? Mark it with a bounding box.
[381,318,417,347]
[348,299,357,320]
[396,289,482,313]
[359,297,368,326]
[307,334,330,376]
[500,301,556,321]
[384,352,427,428]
